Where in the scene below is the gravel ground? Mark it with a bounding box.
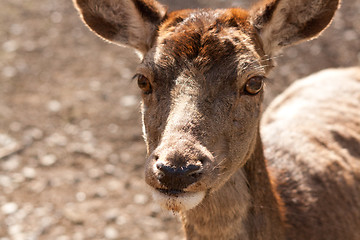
[0,0,359,239]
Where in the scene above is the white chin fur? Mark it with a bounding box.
[152,190,206,212]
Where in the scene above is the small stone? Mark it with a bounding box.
[82,143,95,155]
[56,236,70,240]
[134,194,149,205]
[47,100,62,112]
[104,208,120,222]
[46,133,67,147]
[9,122,22,132]
[108,154,120,164]
[0,175,12,188]
[73,232,85,240]
[14,235,27,240]
[151,232,168,240]
[3,187,15,194]
[88,168,103,179]
[104,164,115,175]
[34,204,53,217]
[23,40,36,52]
[116,215,127,226]
[40,216,56,234]
[104,227,119,240]
[2,202,18,215]
[49,177,62,188]
[344,30,357,41]
[2,40,18,52]
[2,156,20,171]
[63,206,84,224]
[53,226,66,235]
[10,23,24,35]
[89,80,101,91]
[0,134,20,160]
[40,154,57,166]
[22,167,36,179]
[120,95,138,107]
[30,180,47,193]
[2,66,16,78]
[50,12,63,23]
[26,128,43,140]
[13,207,29,221]
[11,173,25,183]
[119,152,131,163]
[64,124,79,135]
[86,228,97,238]
[107,180,122,191]
[0,133,16,146]
[310,44,321,56]
[80,131,93,141]
[8,224,22,236]
[79,119,91,129]
[76,192,86,202]
[93,187,108,198]
[107,124,119,134]
[15,61,28,73]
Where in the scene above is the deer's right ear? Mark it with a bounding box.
[74,0,167,56]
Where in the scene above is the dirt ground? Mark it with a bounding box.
[0,0,359,239]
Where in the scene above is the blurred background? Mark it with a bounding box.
[0,0,359,239]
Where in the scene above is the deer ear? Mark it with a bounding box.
[74,0,167,56]
[250,0,340,56]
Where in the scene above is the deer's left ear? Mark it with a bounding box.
[250,0,340,56]
[74,0,167,56]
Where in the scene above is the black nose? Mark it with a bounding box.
[155,162,203,190]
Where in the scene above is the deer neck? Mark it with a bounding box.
[181,133,286,240]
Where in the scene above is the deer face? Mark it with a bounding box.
[138,9,267,211]
[74,0,339,212]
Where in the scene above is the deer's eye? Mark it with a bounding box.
[245,76,264,95]
[136,74,152,94]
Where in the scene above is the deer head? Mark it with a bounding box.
[74,0,339,212]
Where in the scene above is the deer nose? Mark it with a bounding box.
[155,162,203,190]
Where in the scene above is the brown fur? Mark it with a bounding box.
[262,67,360,239]
[73,0,360,239]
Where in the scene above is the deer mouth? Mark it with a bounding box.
[152,188,206,212]
[157,188,185,196]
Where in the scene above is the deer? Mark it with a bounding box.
[73,0,360,239]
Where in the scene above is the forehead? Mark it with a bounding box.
[146,8,265,79]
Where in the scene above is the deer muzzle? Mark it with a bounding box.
[145,136,213,211]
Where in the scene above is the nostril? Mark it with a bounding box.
[199,156,209,165]
[156,162,165,171]
[156,161,202,174]
[187,164,202,178]
[185,164,201,175]
[156,162,175,176]
[189,170,202,179]
[157,171,165,179]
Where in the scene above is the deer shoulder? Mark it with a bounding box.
[262,67,360,239]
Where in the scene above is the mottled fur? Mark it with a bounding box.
[73,0,360,239]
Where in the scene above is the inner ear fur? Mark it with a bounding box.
[250,0,340,55]
[74,0,167,55]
